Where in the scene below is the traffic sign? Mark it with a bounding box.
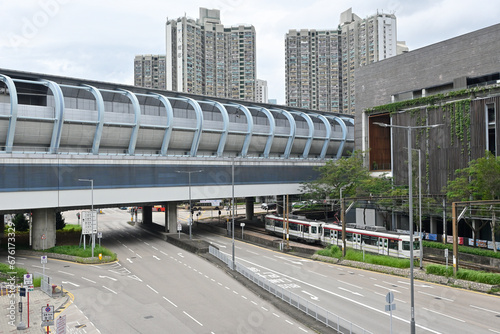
[24,274,33,286]
[56,315,66,334]
[42,305,54,322]
[41,255,48,264]
[82,210,97,235]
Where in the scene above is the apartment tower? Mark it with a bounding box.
[134,55,166,90]
[285,8,403,114]
[166,8,257,101]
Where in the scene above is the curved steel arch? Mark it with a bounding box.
[172,96,204,157]
[38,79,65,154]
[249,106,275,158]
[0,74,18,153]
[270,108,296,159]
[227,103,253,157]
[148,93,174,156]
[309,113,331,159]
[201,99,229,157]
[117,89,141,155]
[325,115,347,159]
[77,84,105,155]
[290,111,314,158]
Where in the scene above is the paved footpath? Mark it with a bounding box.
[1,286,100,334]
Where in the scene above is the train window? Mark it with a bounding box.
[414,241,420,250]
[311,226,317,234]
[276,221,283,228]
[289,222,299,231]
[389,240,398,250]
[346,232,353,241]
[402,241,410,251]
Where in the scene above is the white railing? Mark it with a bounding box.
[209,245,372,334]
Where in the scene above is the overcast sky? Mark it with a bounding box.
[1,0,499,104]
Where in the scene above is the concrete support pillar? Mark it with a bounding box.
[32,208,56,250]
[277,196,284,215]
[143,206,152,224]
[430,216,437,234]
[0,215,4,244]
[165,202,178,233]
[245,197,255,221]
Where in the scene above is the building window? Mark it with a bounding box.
[486,103,496,156]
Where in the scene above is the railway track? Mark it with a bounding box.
[423,256,500,273]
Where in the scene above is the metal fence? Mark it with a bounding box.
[209,245,372,334]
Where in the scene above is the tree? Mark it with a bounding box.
[56,211,66,230]
[13,213,29,232]
[300,151,398,222]
[445,151,500,250]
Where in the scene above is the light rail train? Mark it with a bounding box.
[265,214,420,258]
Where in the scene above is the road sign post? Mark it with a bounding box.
[42,304,54,333]
[241,223,245,239]
[385,291,396,334]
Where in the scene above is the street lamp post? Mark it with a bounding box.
[413,148,424,269]
[176,170,203,240]
[231,158,235,270]
[374,122,442,334]
[78,178,95,258]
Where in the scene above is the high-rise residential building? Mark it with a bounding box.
[134,55,166,90]
[340,8,398,114]
[285,8,403,114]
[255,79,268,103]
[165,8,256,101]
[285,29,340,112]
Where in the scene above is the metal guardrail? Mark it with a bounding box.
[209,245,372,334]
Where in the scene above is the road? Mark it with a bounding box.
[192,229,500,334]
[15,208,315,334]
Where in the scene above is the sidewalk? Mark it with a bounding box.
[1,286,99,333]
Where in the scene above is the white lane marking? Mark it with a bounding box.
[163,296,177,307]
[31,265,47,269]
[470,304,500,315]
[62,281,79,287]
[81,277,96,284]
[307,270,327,278]
[299,327,308,332]
[241,296,248,300]
[246,250,259,255]
[177,253,184,258]
[136,253,142,258]
[230,254,441,334]
[251,301,258,306]
[383,281,408,290]
[337,280,363,290]
[285,320,294,325]
[183,311,203,326]
[99,275,117,281]
[144,242,150,246]
[418,291,454,302]
[273,313,280,318]
[338,286,363,297]
[374,284,401,294]
[423,307,465,322]
[153,255,161,261]
[233,290,239,295]
[152,246,158,250]
[489,329,500,333]
[147,285,159,294]
[102,286,117,294]
[263,256,278,261]
[160,251,168,256]
[301,290,319,300]
[126,258,133,263]
[58,270,74,276]
[261,306,268,311]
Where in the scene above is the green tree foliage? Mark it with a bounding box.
[446,151,500,201]
[56,211,66,230]
[13,213,29,232]
[301,151,399,202]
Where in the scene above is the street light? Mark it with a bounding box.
[231,158,235,270]
[78,178,95,258]
[374,121,442,334]
[413,148,424,269]
[176,170,203,240]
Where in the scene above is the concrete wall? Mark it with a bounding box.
[355,23,500,151]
